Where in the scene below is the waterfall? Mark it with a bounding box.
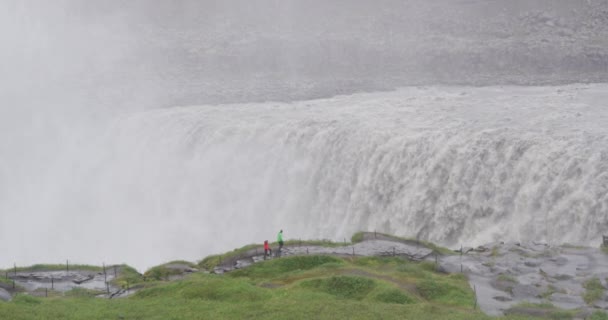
[2,84,607,270]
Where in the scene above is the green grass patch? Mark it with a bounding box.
[583,277,605,304]
[353,256,402,268]
[373,288,415,304]
[416,276,475,307]
[351,232,365,243]
[539,284,557,299]
[506,302,577,320]
[136,274,271,303]
[516,302,556,309]
[63,288,104,298]
[590,311,608,320]
[491,246,500,257]
[230,255,343,279]
[143,260,195,281]
[110,264,143,288]
[301,275,375,300]
[198,243,261,270]
[0,252,552,320]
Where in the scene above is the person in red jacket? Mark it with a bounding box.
[264,240,272,260]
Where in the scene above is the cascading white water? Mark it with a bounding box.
[2,84,608,270]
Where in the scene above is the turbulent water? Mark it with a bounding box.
[2,84,608,270]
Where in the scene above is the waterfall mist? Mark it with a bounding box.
[1,1,608,270]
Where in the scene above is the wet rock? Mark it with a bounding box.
[504,307,553,318]
[73,275,94,284]
[455,247,473,254]
[473,245,489,253]
[440,261,466,274]
[550,293,585,309]
[524,260,541,268]
[212,267,224,275]
[553,274,573,281]
[592,299,608,310]
[491,279,516,294]
[551,257,569,266]
[511,284,541,299]
[493,295,512,302]
[252,256,266,263]
[0,288,11,301]
[234,260,252,269]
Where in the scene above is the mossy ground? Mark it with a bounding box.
[2,233,604,319]
[0,254,589,320]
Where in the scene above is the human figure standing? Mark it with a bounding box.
[264,240,272,260]
[277,230,284,255]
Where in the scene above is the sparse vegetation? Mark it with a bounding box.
[351,232,365,243]
[109,265,142,288]
[491,246,500,257]
[302,275,376,300]
[583,277,605,304]
[539,284,558,299]
[497,274,518,283]
[0,233,594,319]
[143,261,196,281]
[64,288,104,298]
[505,302,577,320]
[590,311,608,320]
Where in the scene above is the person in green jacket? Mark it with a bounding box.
[277,230,284,253]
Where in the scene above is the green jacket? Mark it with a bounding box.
[277,232,283,243]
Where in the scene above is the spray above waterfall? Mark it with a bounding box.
[2,1,608,271]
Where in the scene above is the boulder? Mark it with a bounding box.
[0,288,11,301]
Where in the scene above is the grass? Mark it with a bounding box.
[143,260,196,281]
[63,288,104,298]
[301,275,376,300]
[539,284,558,299]
[505,302,577,320]
[491,246,500,257]
[0,254,514,320]
[0,234,583,320]
[111,264,143,288]
[351,232,365,243]
[583,277,605,304]
[590,311,608,320]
